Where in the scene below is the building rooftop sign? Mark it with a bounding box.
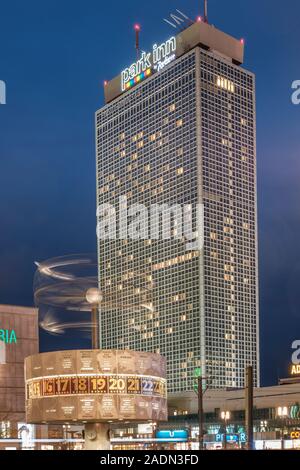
[121,37,176,92]
[290,364,300,376]
[104,21,244,104]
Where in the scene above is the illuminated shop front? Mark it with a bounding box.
[0,305,85,451]
[107,405,300,451]
[165,379,300,450]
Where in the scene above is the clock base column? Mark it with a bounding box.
[84,423,110,450]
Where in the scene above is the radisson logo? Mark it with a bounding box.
[121,36,177,92]
[0,329,17,344]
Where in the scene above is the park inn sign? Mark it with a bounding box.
[121,36,177,92]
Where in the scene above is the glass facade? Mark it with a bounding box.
[96,45,258,392]
[200,53,258,388]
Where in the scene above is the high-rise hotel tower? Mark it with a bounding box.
[96,20,259,392]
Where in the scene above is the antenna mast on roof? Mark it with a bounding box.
[204,0,208,23]
[134,24,141,60]
[163,9,193,30]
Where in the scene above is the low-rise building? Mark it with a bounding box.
[111,378,300,450]
[0,304,38,449]
[165,380,300,449]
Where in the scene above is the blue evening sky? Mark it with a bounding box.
[0,0,300,385]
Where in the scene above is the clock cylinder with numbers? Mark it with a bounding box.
[25,349,167,423]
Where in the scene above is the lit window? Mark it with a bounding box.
[216,76,235,93]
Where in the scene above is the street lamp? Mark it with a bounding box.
[86,288,103,349]
[152,422,157,450]
[221,411,230,450]
[193,368,211,450]
[277,406,288,450]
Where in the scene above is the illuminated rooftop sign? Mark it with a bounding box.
[121,36,177,92]
[291,364,300,376]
